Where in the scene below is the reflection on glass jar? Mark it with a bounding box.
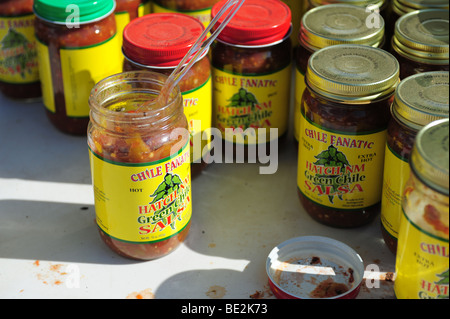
[381,71,449,254]
[297,44,400,228]
[0,0,41,101]
[391,9,449,80]
[211,0,292,150]
[34,0,122,135]
[395,119,449,299]
[88,71,192,261]
[294,3,386,143]
[122,13,212,177]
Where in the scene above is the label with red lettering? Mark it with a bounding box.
[297,111,387,210]
[89,142,191,244]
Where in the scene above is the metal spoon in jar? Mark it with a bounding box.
[138,0,246,110]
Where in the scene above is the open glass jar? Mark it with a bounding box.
[88,71,192,260]
[395,119,449,299]
[122,13,212,177]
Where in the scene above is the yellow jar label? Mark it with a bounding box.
[183,76,212,163]
[37,34,122,117]
[152,3,212,27]
[0,14,39,84]
[294,66,307,142]
[381,144,410,239]
[395,210,449,299]
[212,65,291,145]
[115,1,151,47]
[297,111,387,210]
[89,142,192,244]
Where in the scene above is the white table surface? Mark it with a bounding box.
[0,93,396,299]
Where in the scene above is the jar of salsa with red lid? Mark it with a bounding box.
[0,0,40,101]
[211,0,292,154]
[88,71,192,260]
[381,71,449,254]
[293,4,385,143]
[297,44,400,228]
[122,13,212,177]
[391,9,449,80]
[152,0,221,27]
[34,0,122,135]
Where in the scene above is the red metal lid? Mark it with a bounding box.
[123,13,205,67]
[211,0,291,46]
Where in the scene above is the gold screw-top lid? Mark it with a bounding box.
[411,118,449,195]
[392,9,449,63]
[306,44,400,102]
[299,4,385,51]
[393,71,449,130]
[309,0,386,10]
[392,0,449,16]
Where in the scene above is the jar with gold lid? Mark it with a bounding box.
[391,0,449,17]
[391,9,449,79]
[294,3,386,143]
[297,44,400,228]
[307,0,389,18]
[395,118,449,299]
[381,71,449,254]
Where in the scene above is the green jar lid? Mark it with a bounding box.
[393,71,449,130]
[34,0,115,24]
[411,118,449,195]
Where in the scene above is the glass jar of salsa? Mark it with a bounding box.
[114,0,151,48]
[152,0,221,28]
[122,13,212,177]
[381,71,449,254]
[34,0,122,135]
[0,0,40,100]
[386,0,449,42]
[211,0,292,150]
[297,44,400,228]
[307,0,389,19]
[88,71,192,260]
[293,3,385,143]
[391,9,449,80]
[395,118,449,299]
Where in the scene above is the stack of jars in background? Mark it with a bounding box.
[293,0,449,299]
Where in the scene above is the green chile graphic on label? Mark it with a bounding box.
[436,269,449,299]
[227,87,259,130]
[148,172,185,231]
[312,145,352,204]
[0,28,37,78]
